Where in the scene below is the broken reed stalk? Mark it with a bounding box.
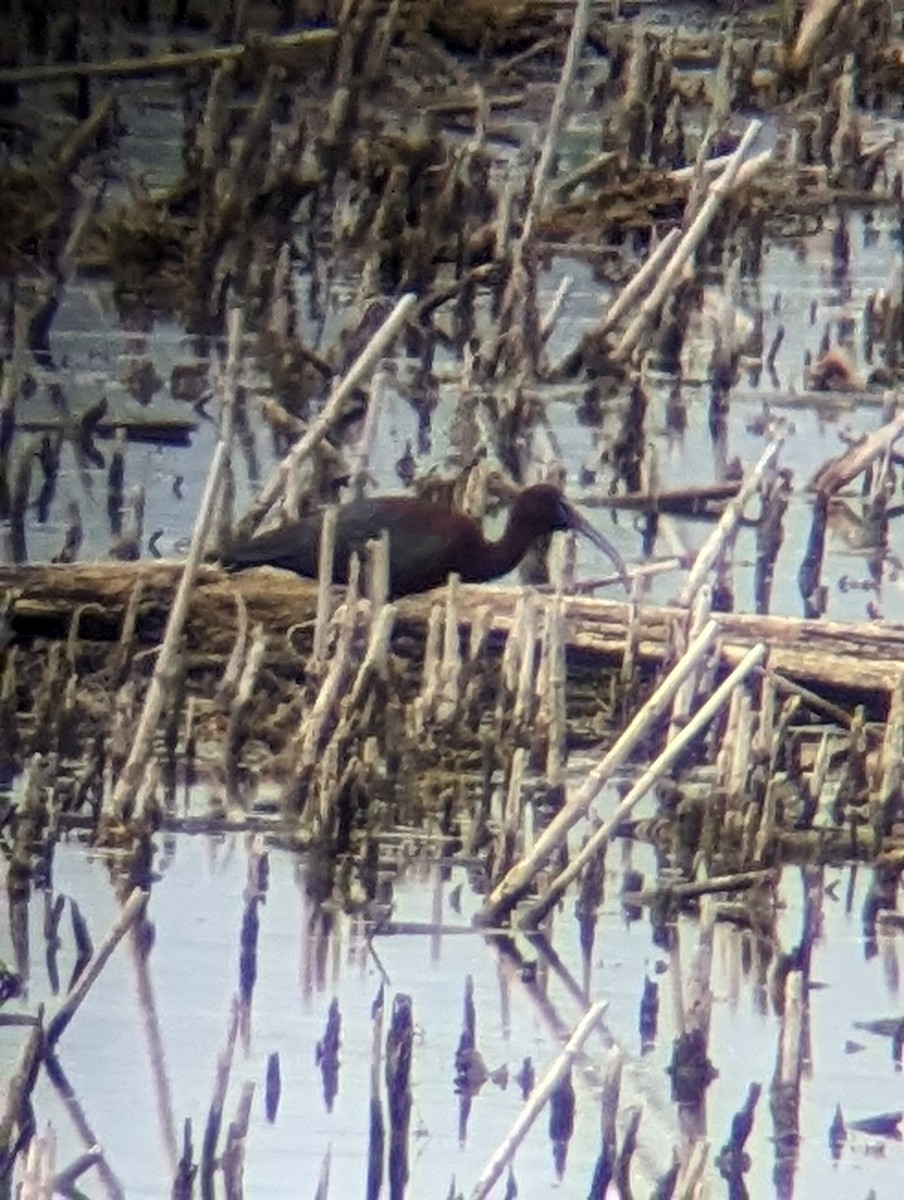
[312,506,338,666]
[43,1051,125,1198]
[788,0,845,71]
[478,619,720,926]
[521,642,767,928]
[103,308,242,825]
[540,275,572,343]
[489,0,589,373]
[676,439,782,609]
[299,561,361,772]
[20,1126,55,1198]
[667,587,713,743]
[542,592,566,789]
[436,573,462,723]
[612,119,766,363]
[348,603,395,711]
[200,998,241,1192]
[731,150,774,190]
[367,530,390,615]
[778,971,805,1087]
[523,0,591,239]
[500,747,528,879]
[875,671,904,837]
[56,92,117,171]
[594,1046,622,1187]
[0,1016,43,1176]
[596,228,681,339]
[236,292,416,538]
[0,28,337,85]
[807,406,904,494]
[624,868,774,906]
[47,888,148,1044]
[469,1000,607,1200]
[676,1139,710,1198]
[224,625,266,804]
[128,920,179,1175]
[222,1080,255,1194]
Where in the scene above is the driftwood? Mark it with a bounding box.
[593,481,741,516]
[1,560,902,700]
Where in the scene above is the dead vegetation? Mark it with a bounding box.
[0,0,902,957]
[2,1,904,1196]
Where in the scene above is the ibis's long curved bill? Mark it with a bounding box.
[567,507,630,586]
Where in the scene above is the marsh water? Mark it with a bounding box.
[2,833,903,1199]
[2,42,904,1200]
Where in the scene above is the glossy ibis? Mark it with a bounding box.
[222,484,627,599]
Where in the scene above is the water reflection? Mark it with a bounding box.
[0,835,901,1198]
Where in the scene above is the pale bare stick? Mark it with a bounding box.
[523,0,592,240]
[0,28,336,86]
[478,619,720,926]
[469,1000,607,1200]
[612,119,765,363]
[103,308,242,823]
[550,149,619,200]
[596,228,681,339]
[489,0,591,375]
[540,275,572,343]
[676,439,781,609]
[47,888,148,1044]
[350,367,387,492]
[312,506,338,666]
[520,643,766,927]
[347,603,396,711]
[676,1139,710,1199]
[129,920,178,1173]
[808,406,904,495]
[730,150,773,191]
[0,1015,44,1162]
[237,293,416,537]
[788,0,845,72]
[20,1124,55,1198]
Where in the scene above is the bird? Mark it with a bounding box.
[221,484,628,600]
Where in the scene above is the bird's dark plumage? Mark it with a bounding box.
[222,484,627,599]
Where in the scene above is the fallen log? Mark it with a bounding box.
[1,561,901,705]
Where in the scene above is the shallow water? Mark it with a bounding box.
[1,833,901,1197]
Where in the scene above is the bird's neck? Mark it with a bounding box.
[471,520,541,582]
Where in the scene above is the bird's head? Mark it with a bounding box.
[513,484,628,583]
